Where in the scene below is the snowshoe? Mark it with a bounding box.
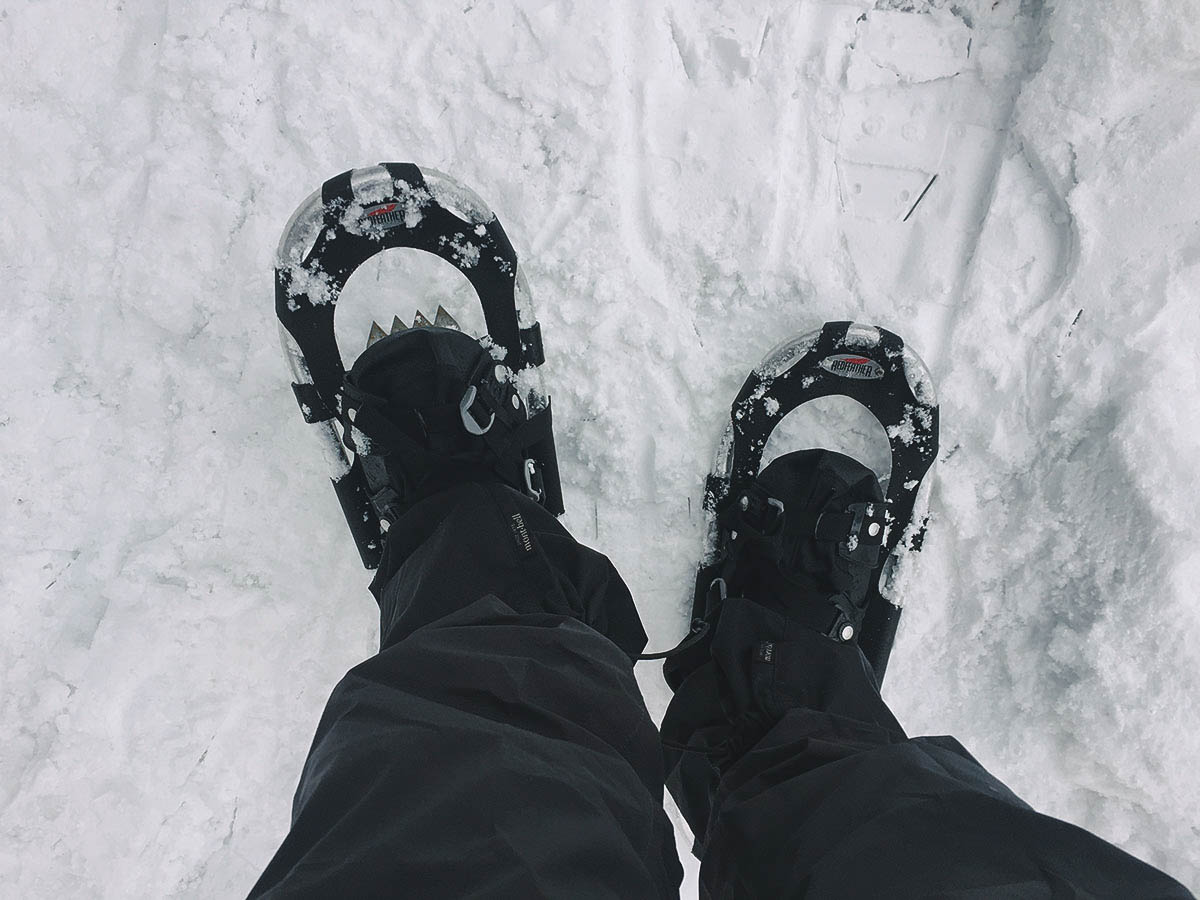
[654,321,938,684]
[274,163,562,569]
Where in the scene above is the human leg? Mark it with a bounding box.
[663,596,1191,898]
[661,452,1192,898]
[249,483,682,898]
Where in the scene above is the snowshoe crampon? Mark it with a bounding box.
[658,322,938,682]
[274,163,562,569]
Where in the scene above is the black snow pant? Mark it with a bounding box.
[250,483,1192,898]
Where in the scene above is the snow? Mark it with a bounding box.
[442,234,482,268]
[2,0,1199,896]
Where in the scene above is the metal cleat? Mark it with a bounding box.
[390,315,407,334]
[366,321,388,348]
[434,305,461,330]
[412,309,433,328]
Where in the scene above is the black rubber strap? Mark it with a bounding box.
[520,323,545,367]
[812,511,855,542]
[291,382,334,423]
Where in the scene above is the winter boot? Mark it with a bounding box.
[714,449,886,642]
[659,448,887,682]
[338,324,559,526]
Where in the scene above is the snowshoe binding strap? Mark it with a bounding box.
[718,484,787,544]
[714,485,885,642]
[275,164,562,569]
[816,501,886,568]
[717,487,885,571]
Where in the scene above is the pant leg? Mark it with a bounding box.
[661,596,1193,899]
[249,483,683,899]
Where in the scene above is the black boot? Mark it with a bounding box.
[719,448,886,641]
[340,325,560,525]
[662,448,887,686]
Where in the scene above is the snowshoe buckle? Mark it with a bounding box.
[523,459,544,503]
[459,385,496,435]
[460,359,524,436]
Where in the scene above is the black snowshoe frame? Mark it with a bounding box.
[698,321,939,681]
[275,163,561,569]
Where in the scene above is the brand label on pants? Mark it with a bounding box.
[509,512,533,555]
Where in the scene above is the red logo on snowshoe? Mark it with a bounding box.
[363,202,406,229]
[820,354,885,380]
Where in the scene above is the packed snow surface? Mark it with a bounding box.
[3,1,1199,896]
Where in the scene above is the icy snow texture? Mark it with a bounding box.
[2,0,1199,896]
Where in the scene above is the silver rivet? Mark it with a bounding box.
[730,530,739,541]
[740,495,750,511]
[840,624,855,641]
[511,394,520,409]
[868,522,881,537]
[494,364,506,381]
